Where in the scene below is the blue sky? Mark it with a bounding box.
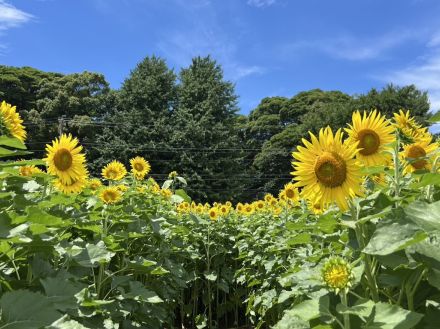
[1,0,440,119]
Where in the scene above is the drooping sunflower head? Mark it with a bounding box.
[102,160,127,181]
[393,110,431,142]
[44,134,87,184]
[0,101,26,142]
[100,186,122,204]
[345,110,394,166]
[130,156,151,180]
[401,138,438,174]
[292,127,363,211]
[53,176,88,194]
[321,257,354,293]
[168,171,178,179]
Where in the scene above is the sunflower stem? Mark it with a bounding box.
[340,291,350,329]
[393,131,401,198]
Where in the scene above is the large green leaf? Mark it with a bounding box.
[363,215,427,256]
[363,303,423,329]
[0,136,26,150]
[41,274,86,311]
[0,290,62,329]
[405,201,440,232]
[72,241,115,267]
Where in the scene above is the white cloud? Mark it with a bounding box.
[379,50,440,112]
[0,0,33,31]
[156,1,266,81]
[281,30,419,61]
[247,0,276,8]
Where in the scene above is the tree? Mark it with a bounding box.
[246,90,353,196]
[93,56,177,176]
[353,84,430,123]
[170,56,243,202]
[22,71,111,161]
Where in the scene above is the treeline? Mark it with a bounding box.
[0,56,432,202]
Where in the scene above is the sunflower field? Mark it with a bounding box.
[0,99,440,329]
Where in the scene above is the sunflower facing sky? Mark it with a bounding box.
[130,156,151,180]
[44,134,88,184]
[291,127,363,211]
[345,110,395,167]
[0,101,26,142]
[102,160,127,181]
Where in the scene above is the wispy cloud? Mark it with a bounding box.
[156,1,266,81]
[247,0,276,8]
[281,30,419,61]
[373,31,440,114]
[0,0,33,31]
[379,50,440,111]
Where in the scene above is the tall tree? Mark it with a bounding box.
[170,56,243,202]
[93,56,177,176]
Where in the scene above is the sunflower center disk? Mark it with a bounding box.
[134,163,144,171]
[408,145,427,169]
[314,152,347,188]
[358,129,380,155]
[53,148,73,171]
[285,189,295,199]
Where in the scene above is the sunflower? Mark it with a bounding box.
[130,156,151,180]
[100,186,122,204]
[44,134,87,184]
[255,200,265,211]
[19,165,44,177]
[307,198,325,215]
[0,101,26,142]
[235,202,244,213]
[208,207,219,220]
[401,137,438,174]
[393,110,431,141]
[321,257,354,293]
[53,177,87,194]
[345,110,395,166]
[292,127,363,211]
[243,203,254,215]
[88,178,102,190]
[102,160,127,181]
[283,182,300,203]
[168,171,178,179]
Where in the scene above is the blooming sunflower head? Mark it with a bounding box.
[53,177,88,194]
[401,137,438,174]
[321,257,354,293]
[19,165,44,177]
[291,127,363,211]
[130,156,151,180]
[88,178,102,190]
[209,207,219,221]
[44,134,87,184]
[345,110,394,166]
[283,182,300,203]
[100,186,122,204]
[236,202,244,213]
[307,197,325,215]
[102,160,127,181]
[0,101,26,142]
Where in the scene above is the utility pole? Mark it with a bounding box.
[58,115,66,137]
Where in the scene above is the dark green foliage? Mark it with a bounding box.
[0,63,432,201]
[170,56,244,202]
